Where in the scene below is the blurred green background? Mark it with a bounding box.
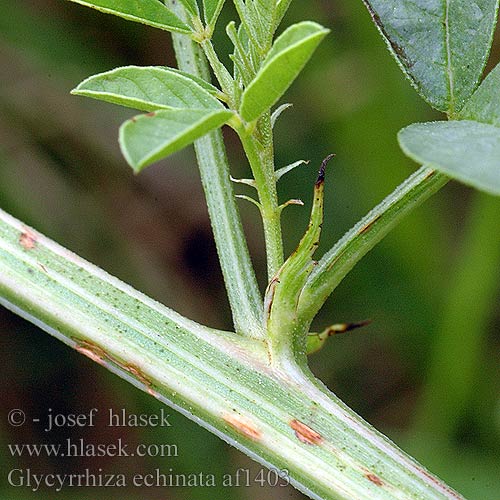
[1,1,500,499]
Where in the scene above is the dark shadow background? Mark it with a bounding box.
[1,1,499,499]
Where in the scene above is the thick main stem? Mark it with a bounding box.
[0,207,464,500]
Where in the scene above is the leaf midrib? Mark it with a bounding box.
[444,0,455,113]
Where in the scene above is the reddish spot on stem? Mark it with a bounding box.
[123,363,154,393]
[146,112,157,117]
[366,473,384,487]
[19,229,37,250]
[290,419,323,445]
[75,341,107,366]
[74,342,155,395]
[223,414,261,441]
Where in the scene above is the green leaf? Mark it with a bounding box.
[163,68,222,96]
[459,62,500,126]
[203,0,225,28]
[247,0,276,49]
[120,109,233,171]
[72,66,223,112]
[363,0,500,113]
[240,21,329,122]
[398,121,500,196]
[276,0,293,26]
[176,0,199,17]
[232,0,260,48]
[67,0,191,33]
[226,21,255,85]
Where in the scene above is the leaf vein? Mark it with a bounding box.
[444,0,455,112]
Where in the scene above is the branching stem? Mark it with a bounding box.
[298,167,449,325]
[168,0,263,338]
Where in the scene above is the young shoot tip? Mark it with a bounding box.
[326,319,372,335]
[316,154,335,185]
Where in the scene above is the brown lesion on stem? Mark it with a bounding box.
[74,339,155,395]
[123,363,156,396]
[365,472,384,487]
[75,341,108,366]
[424,169,437,181]
[19,229,37,250]
[264,274,280,319]
[223,412,262,441]
[290,419,323,445]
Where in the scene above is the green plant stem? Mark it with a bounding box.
[172,1,285,283]
[237,119,284,279]
[298,167,449,325]
[168,3,263,338]
[0,208,464,500]
[184,0,285,280]
[414,192,500,438]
